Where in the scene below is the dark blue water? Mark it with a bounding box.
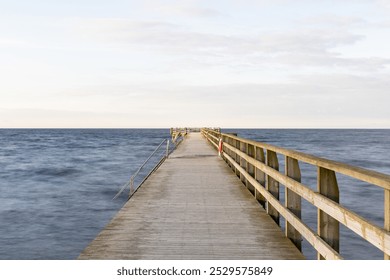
[0,129,170,259]
[0,129,389,259]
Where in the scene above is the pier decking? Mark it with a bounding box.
[78,132,304,259]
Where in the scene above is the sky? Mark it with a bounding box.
[1,0,390,128]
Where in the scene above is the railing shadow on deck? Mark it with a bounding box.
[202,128,390,260]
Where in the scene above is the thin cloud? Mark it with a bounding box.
[260,53,390,71]
[74,18,388,72]
[376,0,390,9]
[140,0,223,18]
[168,6,222,18]
[76,18,363,54]
[297,15,367,28]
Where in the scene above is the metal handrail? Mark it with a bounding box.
[113,139,168,200]
[113,133,186,200]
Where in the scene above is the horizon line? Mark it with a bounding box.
[1,127,389,130]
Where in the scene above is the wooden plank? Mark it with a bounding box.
[221,135,229,167]
[203,132,218,149]
[285,156,302,251]
[317,167,340,260]
[223,142,390,256]
[240,141,247,185]
[229,136,236,173]
[255,146,266,208]
[235,138,241,177]
[245,144,255,195]
[204,131,219,145]
[266,150,279,225]
[218,132,390,190]
[79,133,304,260]
[223,152,342,260]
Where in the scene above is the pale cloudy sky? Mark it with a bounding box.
[1,0,390,128]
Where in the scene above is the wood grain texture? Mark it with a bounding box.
[78,133,304,260]
[317,167,340,260]
[285,156,302,251]
[217,132,390,190]
[223,152,342,260]
[266,150,280,225]
[223,141,390,257]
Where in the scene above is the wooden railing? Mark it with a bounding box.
[201,128,390,260]
[170,127,189,142]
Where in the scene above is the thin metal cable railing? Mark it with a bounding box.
[113,135,184,200]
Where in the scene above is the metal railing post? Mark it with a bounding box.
[166,139,170,158]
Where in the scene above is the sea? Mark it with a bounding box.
[0,129,389,260]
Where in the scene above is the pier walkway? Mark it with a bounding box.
[78,132,304,259]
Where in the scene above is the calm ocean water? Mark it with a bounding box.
[0,129,389,259]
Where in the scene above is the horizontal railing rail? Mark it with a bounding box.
[170,127,206,140]
[114,135,185,200]
[201,128,390,260]
[170,127,188,141]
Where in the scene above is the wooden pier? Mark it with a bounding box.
[79,128,390,260]
[79,132,303,259]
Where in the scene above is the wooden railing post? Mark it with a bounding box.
[255,146,266,208]
[235,139,241,177]
[317,167,340,260]
[285,156,302,251]
[240,142,247,185]
[226,136,232,167]
[221,135,227,164]
[385,189,390,260]
[231,138,236,173]
[247,144,255,195]
[266,150,279,225]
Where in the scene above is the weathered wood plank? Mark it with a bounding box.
[79,133,304,260]
[285,156,302,251]
[255,146,266,207]
[247,144,255,195]
[223,152,342,260]
[317,167,340,260]
[240,141,247,185]
[266,150,279,225]
[223,141,390,256]
[220,133,390,190]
